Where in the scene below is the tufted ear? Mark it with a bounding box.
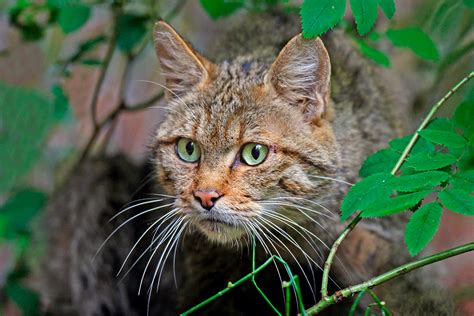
[153,21,215,98]
[265,34,331,122]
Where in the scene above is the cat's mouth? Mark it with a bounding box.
[194,214,246,242]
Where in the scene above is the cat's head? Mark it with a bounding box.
[151,21,339,244]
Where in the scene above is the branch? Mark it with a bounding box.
[319,71,474,298]
[308,242,474,315]
[90,23,118,129]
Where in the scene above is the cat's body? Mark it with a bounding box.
[36,13,455,316]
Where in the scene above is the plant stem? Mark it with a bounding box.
[319,71,474,299]
[179,255,276,315]
[308,242,474,315]
[391,71,473,173]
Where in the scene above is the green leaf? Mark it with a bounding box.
[359,148,399,177]
[426,117,456,132]
[386,27,439,60]
[341,173,393,221]
[376,0,395,19]
[404,202,442,256]
[58,4,90,33]
[81,59,103,66]
[200,0,244,19]
[116,14,148,52]
[301,0,346,38]
[439,188,474,215]
[0,189,47,239]
[418,129,467,149]
[391,171,450,192]
[405,152,457,171]
[450,170,474,191]
[350,0,378,36]
[458,145,474,171]
[453,100,474,140]
[6,283,41,316]
[362,190,431,217]
[69,35,107,63]
[355,39,391,67]
[51,84,69,122]
[0,82,54,193]
[389,134,435,154]
[464,0,474,8]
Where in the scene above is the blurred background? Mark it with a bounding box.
[0,0,473,314]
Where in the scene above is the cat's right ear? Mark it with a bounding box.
[153,21,215,98]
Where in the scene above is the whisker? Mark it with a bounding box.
[261,200,335,219]
[139,219,183,295]
[267,196,337,217]
[95,203,174,260]
[252,222,300,311]
[117,209,178,276]
[246,221,288,307]
[256,217,317,302]
[137,80,191,111]
[308,174,353,186]
[119,217,180,282]
[110,198,173,222]
[261,209,325,263]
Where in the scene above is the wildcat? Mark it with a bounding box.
[36,13,456,316]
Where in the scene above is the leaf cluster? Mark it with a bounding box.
[342,101,474,256]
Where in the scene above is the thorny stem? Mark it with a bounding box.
[319,71,473,299]
[307,242,474,315]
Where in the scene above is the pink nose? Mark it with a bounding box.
[193,189,222,210]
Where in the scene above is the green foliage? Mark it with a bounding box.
[453,100,474,140]
[340,173,393,221]
[418,129,467,148]
[345,96,474,256]
[406,152,457,171]
[350,0,378,36]
[300,0,346,39]
[405,202,443,256]
[116,13,148,53]
[359,148,398,177]
[58,4,91,33]
[389,135,436,154]
[464,0,474,8]
[439,189,474,215]
[51,84,70,122]
[0,190,47,239]
[362,190,432,217]
[0,83,54,192]
[200,0,244,18]
[390,171,450,192]
[354,39,391,67]
[6,283,41,316]
[376,0,395,19]
[386,28,440,60]
[450,170,474,190]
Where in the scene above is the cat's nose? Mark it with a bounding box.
[193,189,222,210]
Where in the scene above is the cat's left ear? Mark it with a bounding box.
[153,21,215,98]
[265,34,331,122]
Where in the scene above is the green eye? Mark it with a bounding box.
[241,143,269,166]
[176,138,201,162]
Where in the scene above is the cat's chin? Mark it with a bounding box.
[195,219,246,244]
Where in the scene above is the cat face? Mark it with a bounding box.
[152,22,339,244]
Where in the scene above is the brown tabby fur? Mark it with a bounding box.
[36,12,456,316]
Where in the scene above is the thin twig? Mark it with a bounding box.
[90,26,117,129]
[308,242,474,314]
[319,71,473,298]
